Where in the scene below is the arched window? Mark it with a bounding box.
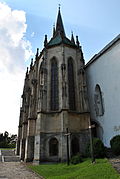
[68,58,76,110]
[94,84,104,116]
[49,138,58,156]
[51,58,59,111]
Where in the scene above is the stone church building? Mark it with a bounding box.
[17,8,90,163]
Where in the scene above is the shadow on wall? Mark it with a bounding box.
[91,120,103,141]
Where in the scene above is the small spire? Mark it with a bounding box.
[71,31,75,44]
[53,24,55,37]
[30,58,33,69]
[44,35,47,47]
[55,5,66,37]
[76,36,80,47]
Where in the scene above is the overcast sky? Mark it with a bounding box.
[0,0,120,134]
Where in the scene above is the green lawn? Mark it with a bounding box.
[29,158,120,179]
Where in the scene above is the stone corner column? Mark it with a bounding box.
[24,118,36,162]
[20,122,28,161]
[33,113,42,164]
[33,134,41,164]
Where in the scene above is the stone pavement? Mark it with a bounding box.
[0,162,44,179]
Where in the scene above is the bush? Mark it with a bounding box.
[86,138,105,158]
[0,141,9,148]
[110,135,120,155]
[70,154,83,165]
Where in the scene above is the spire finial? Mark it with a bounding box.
[59,4,61,11]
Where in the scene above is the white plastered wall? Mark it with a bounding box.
[86,40,120,147]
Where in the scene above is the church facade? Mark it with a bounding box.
[17,8,90,163]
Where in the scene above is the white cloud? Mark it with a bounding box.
[0,2,33,134]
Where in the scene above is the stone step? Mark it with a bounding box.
[4,156,20,162]
[1,149,15,156]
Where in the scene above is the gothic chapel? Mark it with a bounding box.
[17,8,90,163]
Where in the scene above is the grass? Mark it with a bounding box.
[29,158,120,179]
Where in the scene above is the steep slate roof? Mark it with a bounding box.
[55,7,66,37]
[85,34,120,68]
[47,8,77,48]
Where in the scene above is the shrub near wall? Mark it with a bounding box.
[110,135,120,155]
[70,154,83,164]
[86,138,105,158]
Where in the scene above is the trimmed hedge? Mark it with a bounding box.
[110,135,120,155]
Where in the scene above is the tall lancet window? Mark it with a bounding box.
[51,58,59,111]
[68,58,76,110]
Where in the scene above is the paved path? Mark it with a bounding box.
[0,149,44,178]
[0,162,43,179]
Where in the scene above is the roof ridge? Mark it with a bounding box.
[85,34,120,67]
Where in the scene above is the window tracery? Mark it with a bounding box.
[68,58,76,110]
[49,138,58,156]
[51,58,59,110]
[94,84,104,116]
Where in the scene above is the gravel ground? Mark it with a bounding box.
[109,157,120,174]
[0,162,44,179]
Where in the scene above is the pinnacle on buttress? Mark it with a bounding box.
[30,58,33,69]
[44,35,48,47]
[71,32,75,44]
[25,67,29,78]
[53,24,56,37]
[26,67,28,74]
[76,36,80,47]
[36,48,39,57]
